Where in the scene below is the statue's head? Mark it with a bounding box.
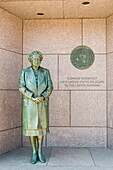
[28,51,43,63]
[28,51,43,68]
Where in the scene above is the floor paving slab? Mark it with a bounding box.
[90,148,113,167]
[48,147,94,166]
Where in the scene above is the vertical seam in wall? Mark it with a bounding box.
[106,17,108,148]
[21,19,24,147]
[81,19,83,45]
[69,91,71,126]
[58,55,59,90]
[22,20,24,69]
[62,0,64,19]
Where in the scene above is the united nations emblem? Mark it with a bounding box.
[70,46,95,70]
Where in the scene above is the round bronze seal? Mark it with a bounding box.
[70,45,95,70]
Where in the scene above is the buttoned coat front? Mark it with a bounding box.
[19,66,53,136]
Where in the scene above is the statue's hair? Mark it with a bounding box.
[28,51,43,63]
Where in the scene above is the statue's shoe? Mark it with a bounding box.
[31,152,37,164]
[38,151,46,163]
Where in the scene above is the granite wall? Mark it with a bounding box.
[23,18,107,147]
[0,8,22,154]
[0,7,109,149]
[107,14,113,149]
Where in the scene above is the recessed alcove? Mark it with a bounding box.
[0,0,113,154]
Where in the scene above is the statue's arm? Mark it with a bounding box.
[41,70,53,99]
[19,70,33,99]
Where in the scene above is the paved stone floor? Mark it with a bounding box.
[1,147,113,170]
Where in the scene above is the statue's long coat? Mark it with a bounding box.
[19,66,53,135]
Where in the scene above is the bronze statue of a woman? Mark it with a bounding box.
[19,51,53,164]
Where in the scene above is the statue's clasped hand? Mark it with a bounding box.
[31,96,44,103]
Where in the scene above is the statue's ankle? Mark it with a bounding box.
[38,149,42,153]
[32,150,37,154]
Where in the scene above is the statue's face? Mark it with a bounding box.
[32,54,41,67]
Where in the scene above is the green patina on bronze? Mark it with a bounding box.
[70,45,95,70]
[19,51,53,164]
